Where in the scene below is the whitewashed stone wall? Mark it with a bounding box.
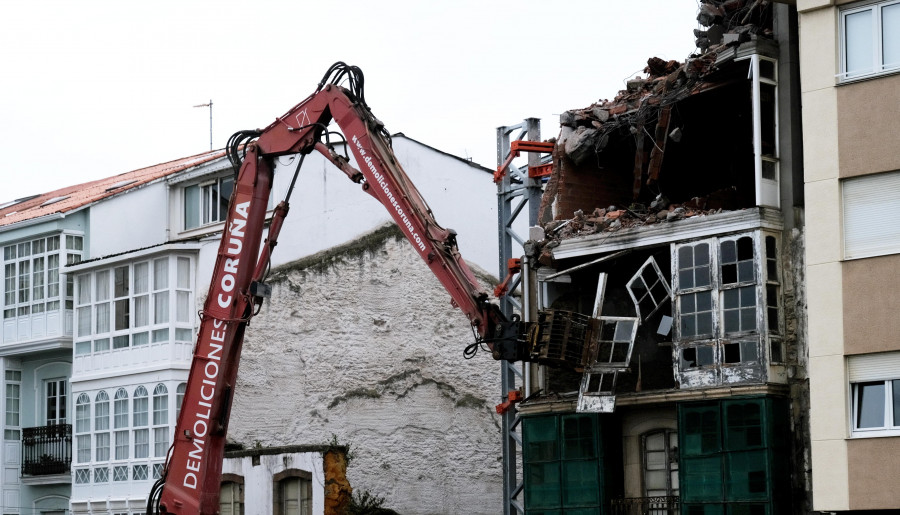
[227,226,503,514]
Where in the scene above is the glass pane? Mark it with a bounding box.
[134,262,149,294]
[562,460,600,506]
[725,401,763,450]
[77,274,90,304]
[845,9,874,76]
[133,332,149,346]
[682,405,720,456]
[682,456,723,502]
[177,291,190,323]
[177,257,191,289]
[135,295,149,327]
[525,462,561,509]
[94,338,110,352]
[562,415,596,460]
[857,381,886,428]
[883,3,900,68]
[154,258,168,290]
[721,240,736,264]
[726,450,769,500]
[114,266,129,298]
[184,185,200,229]
[646,432,665,451]
[115,299,130,330]
[524,416,558,462]
[894,380,900,427]
[697,346,714,366]
[77,307,92,337]
[154,292,170,324]
[96,270,110,301]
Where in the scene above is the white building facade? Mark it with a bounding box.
[1,134,501,514]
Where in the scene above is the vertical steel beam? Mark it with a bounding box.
[497,118,542,515]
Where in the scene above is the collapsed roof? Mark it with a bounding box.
[538,0,777,245]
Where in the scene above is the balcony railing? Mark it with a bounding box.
[22,424,72,476]
[610,496,680,515]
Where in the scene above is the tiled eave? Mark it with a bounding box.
[551,207,784,261]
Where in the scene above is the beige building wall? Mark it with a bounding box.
[798,1,850,510]
[801,0,900,510]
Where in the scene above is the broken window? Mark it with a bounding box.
[673,232,782,383]
[627,257,672,320]
[722,341,759,364]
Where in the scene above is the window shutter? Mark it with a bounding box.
[848,352,900,382]
[843,171,900,259]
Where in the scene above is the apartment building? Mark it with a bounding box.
[799,0,900,511]
[0,131,502,514]
[507,2,810,513]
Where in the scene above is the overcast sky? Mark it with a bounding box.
[0,0,700,204]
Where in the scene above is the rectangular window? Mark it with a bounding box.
[71,256,193,350]
[843,170,900,259]
[115,431,129,460]
[5,370,21,440]
[679,398,790,512]
[674,233,780,380]
[849,352,900,435]
[96,433,110,462]
[840,0,900,81]
[184,176,235,230]
[522,414,607,513]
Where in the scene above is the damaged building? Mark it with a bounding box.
[503,1,809,513]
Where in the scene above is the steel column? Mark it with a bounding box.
[497,118,543,515]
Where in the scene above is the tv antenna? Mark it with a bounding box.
[193,100,213,150]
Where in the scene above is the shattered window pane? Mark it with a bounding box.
[770,339,784,363]
[627,257,672,320]
[721,237,755,285]
[682,348,697,369]
[724,343,741,364]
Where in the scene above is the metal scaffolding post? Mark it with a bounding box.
[497,118,543,515]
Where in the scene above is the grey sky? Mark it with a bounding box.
[0,0,699,203]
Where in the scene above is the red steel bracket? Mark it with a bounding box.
[494,258,522,298]
[495,390,525,414]
[494,140,556,183]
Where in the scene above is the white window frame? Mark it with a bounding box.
[849,352,900,437]
[74,255,195,357]
[183,174,235,231]
[76,384,177,484]
[850,379,900,436]
[839,0,900,82]
[2,234,80,321]
[673,231,781,374]
[44,377,67,425]
[5,369,21,440]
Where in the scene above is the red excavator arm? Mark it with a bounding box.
[148,63,523,514]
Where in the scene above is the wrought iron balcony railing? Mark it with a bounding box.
[610,496,680,515]
[22,424,72,476]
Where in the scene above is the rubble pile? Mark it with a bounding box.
[558,0,773,168]
[544,186,738,241]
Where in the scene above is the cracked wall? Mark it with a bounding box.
[227,224,502,515]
